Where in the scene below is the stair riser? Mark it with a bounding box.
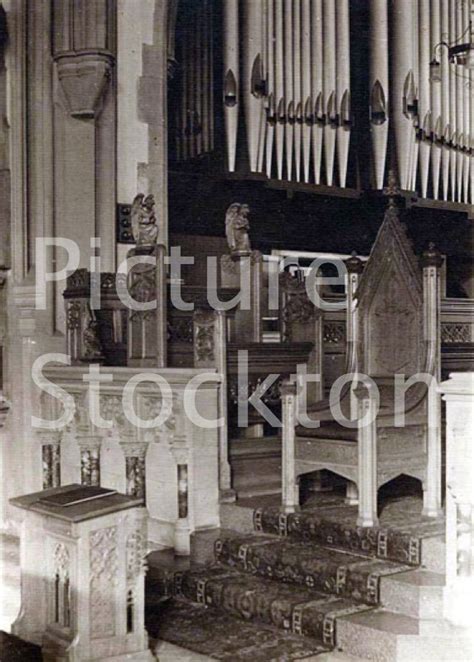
[336,618,399,661]
[380,578,444,619]
[397,635,474,662]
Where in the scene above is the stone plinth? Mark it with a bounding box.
[10,484,154,661]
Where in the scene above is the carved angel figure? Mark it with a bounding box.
[131,193,159,247]
[225,202,251,256]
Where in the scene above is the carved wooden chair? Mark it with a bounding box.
[282,201,443,526]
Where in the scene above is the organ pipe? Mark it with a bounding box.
[336,0,350,188]
[293,0,302,182]
[284,0,295,180]
[410,0,420,192]
[265,0,275,178]
[430,0,441,199]
[301,0,311,183]
[311,0,324,184]
[275,0,285,180]
[449,0,457,200]
[323,0,336,186]
[369,0,389,189]
[223,0,239,171]
[418,0,431,198]
[462,0,470,204]
[440,0,450,200]
[243,0,265,173]
[456,0,464,201]
[390,0,415,190]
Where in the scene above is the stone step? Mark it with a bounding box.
[155,564,374,648]
[379,569,445,619]
[215,533,411,605]
[336,609,472,661]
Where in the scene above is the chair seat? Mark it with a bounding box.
[295,420,358,442]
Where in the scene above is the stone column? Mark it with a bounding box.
[76,432,102,487]
[37,431,62,490]
[120,441,148,500]
[193,308,235,502]
[171,445,190,556]
[438,372,474,627]
[52,0,116,330]
[281,381,299,514]
[421,243,443,518]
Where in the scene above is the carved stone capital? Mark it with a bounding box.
[76,434,102,452]
[55,52,113,119]
[119,441,148,459]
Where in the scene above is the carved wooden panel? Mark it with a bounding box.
[367,261,422,376]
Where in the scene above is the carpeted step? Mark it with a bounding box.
[253,505,444,566]
[146,598,330,661]
[151,564,373,648]
[214,534,411,605]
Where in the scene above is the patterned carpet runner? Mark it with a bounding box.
[146,495,444,660]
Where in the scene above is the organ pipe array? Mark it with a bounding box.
[223,0,353,186]
[369,0,473,202]
[175,1,214,161]
[175,0,473,202]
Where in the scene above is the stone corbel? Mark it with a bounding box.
[55,52,114,120]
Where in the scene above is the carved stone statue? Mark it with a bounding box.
[131,193,159,247]
[225,202,251,257]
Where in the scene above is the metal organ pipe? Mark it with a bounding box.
[258,0,268,173]
[430,0,441,199]
[440,0,450,200]
[462,0,470,204]
[390,0,416,190]
[275,0,285,180]
[223,0,239,172]
[418,0,431,198]
[265,0,275,178]
[410,0,420,192]
[323,0,337,186]
[293,0,303,181]
[449,0,457,200]
[336,0,350,188]
[456,0,464,201]
[284,0,295,180]
[302,0,312,183]
[243,0,264,172]
[202,0,211,154]
[369,0,389,189]
[311,0,324,184]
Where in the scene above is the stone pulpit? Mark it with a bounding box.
[10,484,154,661]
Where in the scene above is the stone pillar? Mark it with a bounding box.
[38,431,62,490]
[193,308,234,502]
[120,442,148,500]
[76,433,102,487]
[172,446,190,556]
[355,383,378,528]
[281,381,299,514]
[52,0,116,330]
[438,372,474,628]
[421,243,443,518]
